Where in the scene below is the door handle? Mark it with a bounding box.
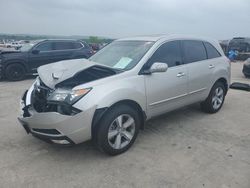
[209,64,215,69]
[177,72,185,78]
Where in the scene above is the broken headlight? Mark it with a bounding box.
[47,88,91,105]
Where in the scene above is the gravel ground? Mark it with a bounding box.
[0,62,249,188]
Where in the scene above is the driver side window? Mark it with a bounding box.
[148,41,182,68]
[35,42,52,52]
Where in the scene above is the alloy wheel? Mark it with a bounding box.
[212,87,224,110]
[108,114,135,150]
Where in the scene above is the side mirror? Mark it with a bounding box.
[149,62,168,73]
[31,49,40,54]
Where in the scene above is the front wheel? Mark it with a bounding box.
[201,82,226,113]
[95,105,140,155]
[5,64,26,81]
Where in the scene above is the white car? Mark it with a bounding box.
[18,35,231,155]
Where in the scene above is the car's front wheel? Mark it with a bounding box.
[201,81,226,113]
[5,63,26,81]
[95,104,140,155]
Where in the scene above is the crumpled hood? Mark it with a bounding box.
[38,59,98,89]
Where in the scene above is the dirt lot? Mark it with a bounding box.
[0,62,249,188]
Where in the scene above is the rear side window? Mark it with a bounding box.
[73,42,83,49]
[149,41,182,68]
[53,42,75,50]
[183,40,207,63]
[204,42,221,59]
[35,42,53,51]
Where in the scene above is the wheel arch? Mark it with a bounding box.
[215,77,228,94]
[91,99,146,140]
[3,60,28,73]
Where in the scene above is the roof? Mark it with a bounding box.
[116,34,217,43]
[117,35,166,42]
[43,39,80,42]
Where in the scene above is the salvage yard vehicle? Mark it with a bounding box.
[242,58,250,78]
[18,35,231,155]
[228,37,250,61]
[0,39,93,81]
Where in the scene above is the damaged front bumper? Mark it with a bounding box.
[18,87,96,145]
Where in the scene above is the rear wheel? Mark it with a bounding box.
[201,82,226,113]
[95,105,140,155]
[5,64,26,81]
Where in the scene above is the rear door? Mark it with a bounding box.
[182,40,213,102]
[144,40,188,117]
[52,41,76,62]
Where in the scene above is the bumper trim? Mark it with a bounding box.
[18,117,75,145]
[31,131,75,145]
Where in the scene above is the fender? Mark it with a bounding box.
[96,87,146,111]
[3,59,29,72]
[212,63,230,89]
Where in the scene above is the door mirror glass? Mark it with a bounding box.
[149,62,168,73]
[32,49,40,54]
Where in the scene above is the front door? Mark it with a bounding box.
[52,41,76,62]
[144,41,188,118]
[28,41,55,72]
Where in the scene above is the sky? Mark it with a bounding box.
[0,0,250,39]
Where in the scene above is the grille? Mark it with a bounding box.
[32,128,61,135]
[31,78,81,115]
[32,79,55,113]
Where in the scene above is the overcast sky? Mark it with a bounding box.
[0,0,249,39]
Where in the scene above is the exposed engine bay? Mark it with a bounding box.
[29,64,119,116]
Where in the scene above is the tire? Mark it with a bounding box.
[200,82,226,114]
[95,104,140,155]
[5,64,26,81]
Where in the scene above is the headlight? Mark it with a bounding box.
[47,88,91,105]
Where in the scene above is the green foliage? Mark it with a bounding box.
[84,36,114,44]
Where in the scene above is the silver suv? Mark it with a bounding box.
[18,35,231,155]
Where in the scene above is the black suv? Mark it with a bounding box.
[0,39,93,81]
[228,37,250,60]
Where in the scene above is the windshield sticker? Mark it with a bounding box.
[113,57,132,69]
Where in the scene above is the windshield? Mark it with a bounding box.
[89,41,154,70]
[20,42,39,52]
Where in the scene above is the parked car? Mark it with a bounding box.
[18,35,230,155]
[0,39,93,81]
[219,40,229,54]
[228,37,250,61]
[89,43,101,53]
[242,58,250,78]
[8,42,22,50]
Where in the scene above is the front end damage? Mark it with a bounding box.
[18,60,118,145]
[18,79,96,145]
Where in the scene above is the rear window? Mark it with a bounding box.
[204,42,221,59]
[73,42,83,49]
[183,40,207,63]
[53,42,75,50]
